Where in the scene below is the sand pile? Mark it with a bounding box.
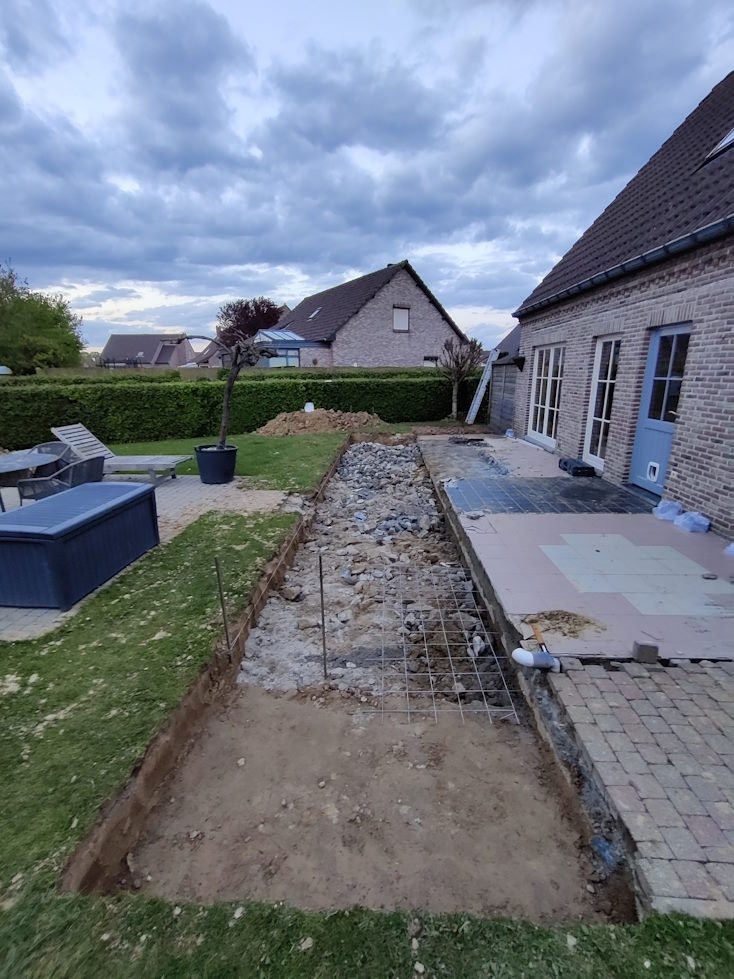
[257,407,382,436]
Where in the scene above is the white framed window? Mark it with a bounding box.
[393,306,410,332]
[583,337,621,470]
[529,345,564,448]
[423,356,438,368]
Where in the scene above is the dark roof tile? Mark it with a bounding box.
[278,260,466,342]
[516,71,734,316]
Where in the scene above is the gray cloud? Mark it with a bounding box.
[1,0,731,346]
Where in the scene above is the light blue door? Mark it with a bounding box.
[630,326,690,494]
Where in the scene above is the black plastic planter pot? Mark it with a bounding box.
[195,445,238,484]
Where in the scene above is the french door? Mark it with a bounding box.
[529,345,564,448]
[583,337,621,470]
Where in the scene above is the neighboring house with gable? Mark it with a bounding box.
[100,333,195,368]
[488,324,523,434]
[276,260,467,367]
[512,71,734,535]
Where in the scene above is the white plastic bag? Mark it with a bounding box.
[653,500,682,521]
[673,511,710,533]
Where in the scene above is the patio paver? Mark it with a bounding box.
[550,661,734,916]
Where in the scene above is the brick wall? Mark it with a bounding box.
[515,238,734,536]
[330,268,459,367]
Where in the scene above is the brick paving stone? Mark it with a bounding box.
[671,724,705,744]
[637,858,686,898]
[641,715,671,734]
[613,707,642,726]
[686,776,724,803]
[708,863,734,901]
[651,895,734,917]
[623,663,649,678]
[707,802,734,831]
[637,743,668,765]
[632,700,660,717]
[649,691,674,709]
[606,732,635,753]
[603,693,626,709]
[584,665,608,679]
[668,753,703,776]
[688,744,726,767]
[661,827,706,861]
[607,784,646,813]
[709,734,734,755]
[595,679,617,693]
[595,713,623,733]
[566,705,594,724]
[701,846,734,864]
[658,707,684,724]
[689,716,720,735]
[628,773,667,800]
[651,764,687,789]
[625,812,665,843]
[627,723,658,744]
[670,861,723,900]
[676,700,704,717]
[645,798,685,827]
[575,683,599,699]
[654,732,685,753]
[593,761,629,786]
[666,787,708,816]
[686,815,729,846]
[586,698,610,714]
[617,750,650,775]
[637,840,674,860]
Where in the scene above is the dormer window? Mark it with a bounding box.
[308,307,322,319]
[705,126,734,162]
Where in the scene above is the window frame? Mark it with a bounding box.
[528,344,564,449]
[393,305,410,333]
[583,336,621,471]
[423,356,438,368]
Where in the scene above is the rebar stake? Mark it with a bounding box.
[319,553,328,680]
[215,556,232,654]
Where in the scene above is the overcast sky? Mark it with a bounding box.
[2,0,732,350]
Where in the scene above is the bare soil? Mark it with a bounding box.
[257,408,382,436]
[524,610,606,639]
[132,685,611,922]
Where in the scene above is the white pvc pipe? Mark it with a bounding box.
[512,647,561,673]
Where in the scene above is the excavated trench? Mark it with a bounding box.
[72,439,636,921]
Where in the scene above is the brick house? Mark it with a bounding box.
[512,72,734,536]
[100,333,195,368]
[277,260,467,367]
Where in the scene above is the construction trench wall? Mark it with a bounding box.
[62,434,635,913]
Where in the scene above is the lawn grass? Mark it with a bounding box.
[0,510,297,891]
[2,447,734,975]
[110,433,346,492]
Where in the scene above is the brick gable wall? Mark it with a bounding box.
[515,238,734,536]
[330,268,458,367]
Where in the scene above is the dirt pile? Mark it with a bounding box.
[257,408,382,436]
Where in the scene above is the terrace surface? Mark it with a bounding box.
[420,434,734,917]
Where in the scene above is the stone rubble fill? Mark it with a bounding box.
[238,441,502,701]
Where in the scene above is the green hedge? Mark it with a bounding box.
[0,376,485,448]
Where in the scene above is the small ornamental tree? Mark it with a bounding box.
[438,336,483,419]
[182,297,281,448]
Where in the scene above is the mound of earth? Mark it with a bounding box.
[257,408,383,436]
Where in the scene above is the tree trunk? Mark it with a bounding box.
[451,381,458,420]
[217,355,241,448]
